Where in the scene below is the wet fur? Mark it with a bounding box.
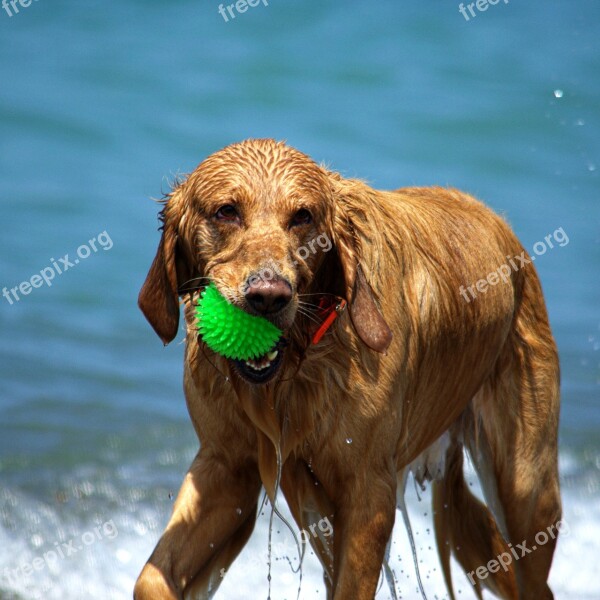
[134,139,561,599]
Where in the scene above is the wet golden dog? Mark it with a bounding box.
[135,139,561,599]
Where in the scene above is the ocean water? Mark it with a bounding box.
[0,1,598,598]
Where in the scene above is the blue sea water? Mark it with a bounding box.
[0,1,598,598]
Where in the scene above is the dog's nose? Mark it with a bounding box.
[245,276,292,315]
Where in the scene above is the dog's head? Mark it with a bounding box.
[139,139,391,384]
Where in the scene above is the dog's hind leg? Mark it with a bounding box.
[464,273,562,599]
[466,367,561,597]
[432,441,517,599]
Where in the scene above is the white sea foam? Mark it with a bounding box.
[0,450,598,599]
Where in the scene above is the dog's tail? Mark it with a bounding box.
[432,444,517,599]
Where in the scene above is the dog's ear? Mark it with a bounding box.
[327,181,393,354]
[138,202,186,345]
[347,264,393,353]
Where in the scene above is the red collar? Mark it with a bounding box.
[311,295,347,345]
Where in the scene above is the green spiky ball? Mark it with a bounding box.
[196,283,282,360]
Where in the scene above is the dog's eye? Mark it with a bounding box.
[290,208,312,227]
[215,204,239,222]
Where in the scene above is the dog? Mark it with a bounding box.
[134,138,561,599]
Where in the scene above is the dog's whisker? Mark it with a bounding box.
[297,299,320,309]
[179,275,211,291]
[297,302,323,316]
[296,308,321,325]
[298,292,331,296]
[296,304,321,320]
[183,275,211,284]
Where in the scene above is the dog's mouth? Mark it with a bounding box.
[231,341,285,384]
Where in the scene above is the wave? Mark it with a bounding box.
[0,450,597,599]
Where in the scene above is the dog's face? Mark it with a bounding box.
[187,141,334,383]
[138,139,392,385]
[192,141,332,323]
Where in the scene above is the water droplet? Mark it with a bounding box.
[209,543,214,548]
[345,438,353,444]
[116,548,132,564]
[554,89,564,98]
[236,507,242,515]
[168,491,174,500]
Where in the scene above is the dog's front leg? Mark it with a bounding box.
[134,449,261,600]
[332,471,396,600]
